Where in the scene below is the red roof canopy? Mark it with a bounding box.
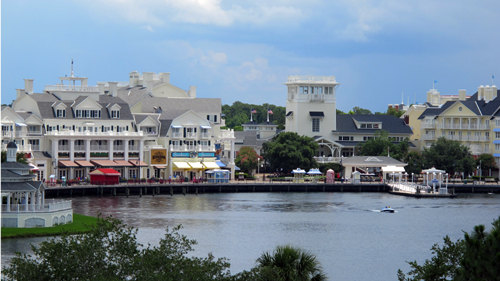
[89,168,121,176]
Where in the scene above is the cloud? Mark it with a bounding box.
[142,25,154,32]
[85,0,305,27]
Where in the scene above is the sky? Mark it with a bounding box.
[1,0,499,113]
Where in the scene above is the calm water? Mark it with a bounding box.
[2,193,500,280]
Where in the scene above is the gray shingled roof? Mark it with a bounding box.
[27,93,60,102]
[133,113,160,125]
[32,151,52,159]
[341,156,407,166]
[0,181,41,192]
[140,97,221,115]
[34,95,134,121]
[335,115,413,134]
[160,120,173,136]
[1,169,37,180]
[1,161,33,170]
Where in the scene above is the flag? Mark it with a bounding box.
[493,75,495,79]
[434,80,437,84]
[267,109,273,114]
[251,109,257,113]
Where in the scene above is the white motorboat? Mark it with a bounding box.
[381,206,395,213]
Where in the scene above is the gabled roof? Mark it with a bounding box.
[140,97,221,115]
[0,181,42,192]
[335,114,413,134]
[133,113,160,125]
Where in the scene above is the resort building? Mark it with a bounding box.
[1,141,72,227]
[284,75,414,162]
[1,69,235,181]
[418,85,500,165]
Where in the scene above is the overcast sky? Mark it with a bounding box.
[2,0,499,112]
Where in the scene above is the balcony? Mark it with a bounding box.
[421,135,436,140]
[421,123,437,129]
[2,131,12,138]
[46,130,143,137]
[313,156,342,163]
[219,129,235,139]
[1,143,32,152]
[15,131,28,137]
[45,85,99,92]
[114,145,124,150]
[287,75,336,82]
[170,144,215,152]
[144,145,163,150]
[185,132,197,139]
[58,145,70,151]
[31,145,40,151]
[28,130,42,135]
[171,132,182,138]
[201,132,211,138]
[129,145,140,151]
[90,145,109,151]
[74,145,86,150]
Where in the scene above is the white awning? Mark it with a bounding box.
[203,162,220,169]
[173,162,190,170]
[200,125,211,129]
[171,125,182,128]
[381,166,406,172]
[188,162,204,169]
[15,123,27,127]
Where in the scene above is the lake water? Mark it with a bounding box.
[2,192,500,280]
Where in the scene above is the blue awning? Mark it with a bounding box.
[216,160,226,167]
[494,128,500,132]
[494,153,500,157]
[235,165,241,171]
[494,140,500,144]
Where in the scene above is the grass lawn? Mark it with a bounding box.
[1,213,99,239]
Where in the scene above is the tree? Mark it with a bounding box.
[235,147,263,175]
[356,130,409,161]
[256,245,327,281]
[476,154,497,175]
[397,216,500,281]
[349,106,372,115]
[1,150,29,164]
[386,107,405,118]
[421,137,476,176]
[2,216,234,281]
[263,132,318,173]
[404,151,424,175]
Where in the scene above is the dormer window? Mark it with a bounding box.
[111,110,120,118]
[56,109,66,118]
[359,123,380,129]
[75,109,101,118]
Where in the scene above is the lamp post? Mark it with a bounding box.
[340,156,343,179]
[257,157,260,180]
[479,160,482,181]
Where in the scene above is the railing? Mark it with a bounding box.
[15,131,27,137]
[287,75,336,82]
[31,145,40,151]
[28,130,42,135]
[58,145,70,151]
[219,130,235,139]
[313,156,342,163]
[145,145,163,149]
[170,144,215,152]
[185,132,197,138]
[421,123,436,129]
[46,130,143,136]
[2,131,12,137]
[129,145,140,151]
[74,145,86,150]
[171,132,182,138]
[421,135,436,140]
[1,200,72,213]
[45,85,99,92]
[309,93,324,101]
[200,132,211,138]
[114,145,124,150]
[288,93,295,101]
[90,145,109,150]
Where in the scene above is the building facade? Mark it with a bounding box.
[1,70,235,181]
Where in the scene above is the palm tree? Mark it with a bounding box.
[256,245,327,281]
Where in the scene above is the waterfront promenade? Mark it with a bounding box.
[44,178,500,198]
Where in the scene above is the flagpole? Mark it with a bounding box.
[267,110,269,123]
[250,109,253,122]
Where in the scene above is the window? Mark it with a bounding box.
[363,136,374,141]
[300,86,308,94]
[324,87,334,94]
[76,109,100,118]
[56,109,66,118]
[338,136,353,141]
[495,132,500,139]
[496,120,500,127]
[496,144,500,151]
[312,118,320,132]
[111,110,120,118]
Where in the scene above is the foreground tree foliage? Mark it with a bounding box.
[398,216,500,281]
[2,216,233,281]
[3,216,328,281]
[256,245,327,281]
[1,150,29,164]
[421,137,476,175]
[263,132,318,173]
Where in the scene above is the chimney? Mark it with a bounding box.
[485,86,493,102]
[160,72,170,84]
[24,79,34,94]
[16,89,25,99]
[146,80,154,94]
[459,89,466,101]
[129,71,139,87]
[108,82,118,97]
[478,86,484,100]
[492,85,498,99]
[97,82,106,95]
[188,86,197,98]
[142,72,154,86]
